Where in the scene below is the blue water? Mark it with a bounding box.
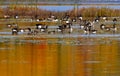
[38,6,74,11]
[1,5,120,12]
[38,5,120,11]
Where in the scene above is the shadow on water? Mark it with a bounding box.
[0,35,120,76]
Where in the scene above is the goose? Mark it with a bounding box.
[6,24,12,28]
[12,27,18,35]
[100,23,117,33]
[113,18,117,23]
[57,23,73,34]
[36,24,48,32]
[100,24,106,30]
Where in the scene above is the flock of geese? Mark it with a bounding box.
[6,16,119,35]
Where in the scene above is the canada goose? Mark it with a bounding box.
[12,27,18,35]
[36,24,48,32]
[100,23,117,33]
[113,18,117,23]
[100,24,106,30]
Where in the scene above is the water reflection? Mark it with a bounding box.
[0,37,120,76]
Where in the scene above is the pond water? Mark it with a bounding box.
[38,5,120,11]
[1,5,120,11]
[0,36,120,76]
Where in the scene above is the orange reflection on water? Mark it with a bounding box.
[0,38,120,76]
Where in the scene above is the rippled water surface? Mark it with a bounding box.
[0,36,120,76]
